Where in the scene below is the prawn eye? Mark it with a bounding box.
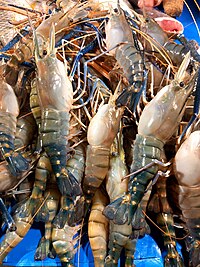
[113,8,119,13]
[179,81,185,87]
[43,50,47,56]
[145,18,150,23]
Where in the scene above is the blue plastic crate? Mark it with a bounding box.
[0,223,183,266]
[0,226,164,267]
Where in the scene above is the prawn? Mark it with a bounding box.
[105,3,147,112]
[173,129,200,267]
[148,170,184,266]
[0,106,38,231]
[0,111,37,194]
[0,151,52,263]
[0,64,29,177]
[103,52,198,225]
[163,40,200,67]
[82,90,124,218]
[34,24,82,199]
[34,178,60,261]
[105,137,137,267]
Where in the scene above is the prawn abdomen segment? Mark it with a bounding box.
[129,134,164,191]
[129,134,163,215]
[0,112,16,139]
[83,145,110,195]
[128,135,164,221]
[115,44,144,85]
[41,108,70,148]
[41,108,81,197]
[133,134,164,167]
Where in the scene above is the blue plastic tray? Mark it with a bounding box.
[0,227,164,266]
[0,222,183,266]
[178,0,199,42]
[0,1,199,266]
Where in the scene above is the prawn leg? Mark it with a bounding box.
[0,29,29,53]
[4,36,33,87]
[55,25,82,48]
[70,38,98,78]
